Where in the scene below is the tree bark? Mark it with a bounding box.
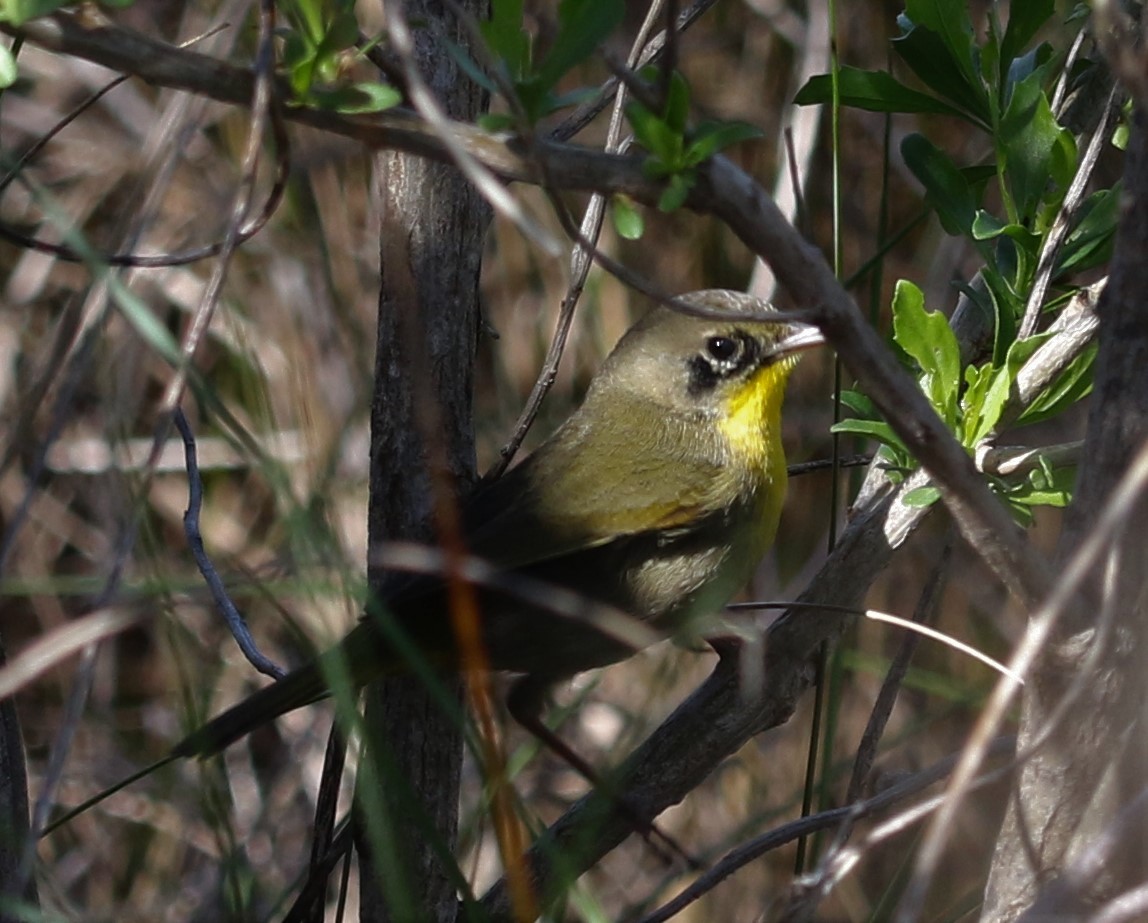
[0,636,37,922]
[982,104,1148,921]
[359,0,489,919]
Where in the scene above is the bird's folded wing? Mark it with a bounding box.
[463,410,726,571]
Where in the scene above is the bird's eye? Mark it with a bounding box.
[705,336,740,363]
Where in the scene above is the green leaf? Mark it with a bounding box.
[794,67,974,121]
[1004,43,1053,99]
[111,286,182,366]
[967,362,1012,445]
[963,333,1075,444]
[0,42,15,88]
[1006,330,1051,368]
[281,30,314,71]
[901,133,978,238]
[838,389,878,418]
[830,418,908,453]
[893,11,990,125]
[657,173,693,212]
[970,210,1041,256]
[515,77,554,122]
[684,120,762,166]
[442,36,502,96]
[981,268,1020,367]
[663,70,691,136]
[313,81,402,114]
[981,7,1001,89]
[322,9,361,52]
[610,196,644,240]
[1017,342,1096,426]
[282,0,325,46]
[481,0,530,78]
[999,0,1055,83]
[902,485,942,508]
[478,112,518,131]
[547,86,598,110]
[961,163,998,189]
[627,99,683,168]
[973,211,1046,265]
[1005,462,1075,508]
[969,211,1008,241]
[959,363,993,445]
[891,279,961,425]
[288,59,318,100]
[998,71,1074,219]
[905,0,978,66]
[535,0,623,90]
[1004,497,1035,526]
[875,443,913,479]
[1058,186,1119,276]
[1,0,72,25]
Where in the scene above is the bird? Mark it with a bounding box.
[171,289,823,759]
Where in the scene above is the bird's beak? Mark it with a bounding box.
[776,324,825,357]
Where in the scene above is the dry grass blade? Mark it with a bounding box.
[0,609,146,700]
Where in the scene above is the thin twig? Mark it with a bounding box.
[549,0,720,142]
[787,454,871,476]
[383,0,560,255]
[847,538,952,805]
[0,24,287,269]
[302,728,350,923]
[24,647,98,870]
[174,409,284,680]
[9,15,289,876]
[1018,87,1119,338]
[784,737,1016,922]
[636,738,1014,923]
[156,0,284,419]
[657,0,679,109]
[282,822,355,923]
[541,185,813,325]
[1050,27,1088,113]
[488,0,668,476]
[748,0,828,299]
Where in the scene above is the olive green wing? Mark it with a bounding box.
[463,406,725,571]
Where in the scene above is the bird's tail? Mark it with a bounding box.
[171,659,329,758]
[171,621,395,758]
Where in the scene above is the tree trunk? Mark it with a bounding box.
[982,104,1148,921]
[359,0,490,918]
[0,636,37,921]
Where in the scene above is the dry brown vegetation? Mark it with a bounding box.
[0,1,1123,921]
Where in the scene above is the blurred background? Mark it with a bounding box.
[0,0,1100,919]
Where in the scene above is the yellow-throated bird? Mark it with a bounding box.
[173,289,822,759]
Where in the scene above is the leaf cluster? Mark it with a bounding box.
[835,281,1092,519]
[463,0,761,216]
[464,0,624,128]
[624,68,762,212]
[278,0,400,113]
[804,0,1111,521]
